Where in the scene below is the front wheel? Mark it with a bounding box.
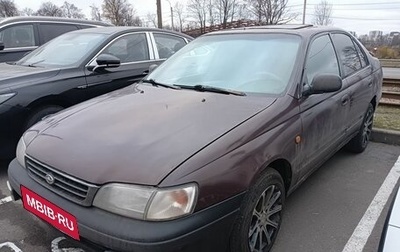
[346,103,374,153]
[230,169,285,252]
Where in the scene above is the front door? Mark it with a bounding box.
[84,32,154,100]
[299,34,348,177]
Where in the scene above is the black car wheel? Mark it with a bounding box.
[25,105,64,130]
[346,103,374,153]
[230,168,285,252]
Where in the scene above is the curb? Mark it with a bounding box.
[371,128,400,146]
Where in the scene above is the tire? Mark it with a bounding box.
[230,169,285,252]
[346,103,374,153]
[25,105,64,130]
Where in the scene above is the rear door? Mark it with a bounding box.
[299,34,347,177]
[84,32,155,100]
[331,33,373,135]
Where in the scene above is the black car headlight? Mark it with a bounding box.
[93,183,198,221]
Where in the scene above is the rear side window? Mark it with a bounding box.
[353,40,368,68]
[304,35,339,86]
[0,24,35,48]
[331,33,362,77]
[153,33,187,59]
[39,23,79,44]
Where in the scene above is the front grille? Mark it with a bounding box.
[26,156,99,206]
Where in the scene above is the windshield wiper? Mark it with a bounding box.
[176,84,246,96]
[141,79,181,90]
[24,59,45,67]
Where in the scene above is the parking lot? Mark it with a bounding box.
[0,142,398,252]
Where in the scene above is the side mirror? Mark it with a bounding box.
[308,74,342,95]
[0,42,4,51]
[90,54,120,72]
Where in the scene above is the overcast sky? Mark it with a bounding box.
[12,0,400,36]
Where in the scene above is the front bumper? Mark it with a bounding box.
[8,158,243,252]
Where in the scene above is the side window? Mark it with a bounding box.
[304,35,339,86]
[153,33,186,59]
[353,40,368,68]
[331,33,362,77]
[0,24,35,48]
[103,33,149,63]
[39,24,78,44]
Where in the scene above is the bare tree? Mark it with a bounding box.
[234,2,252,21]
[207,0,215,26]
[102,0,139,26]
[187,0,207,33]
[21,7,34,16]
[36,2,63,17]
[215,0,237,28]
[0,0,18,17]
[174,2,186,31]
[247,0,263,22]
[122,8,142,26]
[62,1,85,19]
[248,0,297,24]
[313,0,333,26]
[146,12,157,27]
[90,5,102,21]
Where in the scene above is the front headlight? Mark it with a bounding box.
[16,131,38,168]
[16,137,26,168]
[0,93,16,105]
[93,183,198,221]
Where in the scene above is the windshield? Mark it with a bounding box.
[16,32,107,68]
[147,33,301,95]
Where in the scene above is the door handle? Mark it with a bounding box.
[143,70,149,75]
[341,94,350,106]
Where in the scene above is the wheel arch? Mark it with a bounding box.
[26,95,71,112]
[370,96,377,110]
[252,158,293,195]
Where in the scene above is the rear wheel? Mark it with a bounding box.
[346,103,374,153]
[25,105,64,130]
[230,169,285,252]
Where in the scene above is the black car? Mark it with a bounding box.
[0,26,192,159]
[0,16,112,63]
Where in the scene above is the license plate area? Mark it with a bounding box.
[21,185,80,240]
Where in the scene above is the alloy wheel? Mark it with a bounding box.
[362,108,373,147]
[248,185,283,252]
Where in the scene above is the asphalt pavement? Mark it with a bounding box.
[1,142,400,252]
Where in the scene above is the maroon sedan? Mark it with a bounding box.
[8,24,382,252]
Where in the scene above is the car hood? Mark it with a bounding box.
[26,85,276,186]
[0,63,59,89]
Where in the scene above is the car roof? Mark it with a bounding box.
[203,24,348,39]
[0,16,112,27]
[70,26,194,40]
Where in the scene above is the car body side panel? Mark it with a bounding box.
[160,97,302,210]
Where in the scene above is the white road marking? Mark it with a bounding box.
[342,155,400,252]
[0,196,12,205]
[0,242,23,252]
[51,237,85,252]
